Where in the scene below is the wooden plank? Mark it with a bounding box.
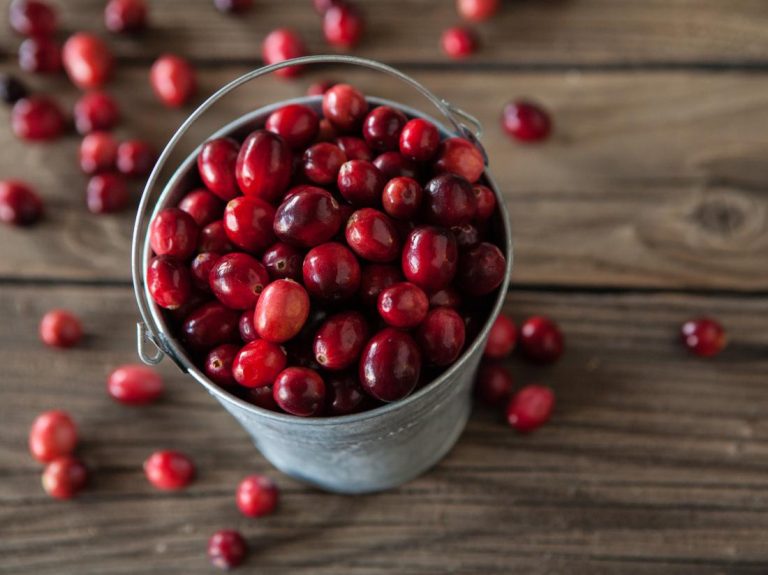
[2,1,768,65]
[1,285,767,573]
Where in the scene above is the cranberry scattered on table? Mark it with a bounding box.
[502,100,552,143]
[506,384,555,433]
[29,410,78,463]
[681,317,726,358]
[457,0,499,22]
[0,180,43,226]
[42,456,88,499]
[236,474,280,517]
[39,309,83,348]
[107,364,164,405]
[208,529,249,570]
[441,27,478,59]
[143,450,196,490]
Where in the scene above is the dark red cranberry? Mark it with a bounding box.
[147,255,193,309]
[209,253,270,310]
[0,73,29,104]
[86,172,130,214]
[334,136,372,162]
[457,242,506,295]
[0,180,43,225]
[42,456,88,499]
[116,139,156,177]
[681,317,726,358]
[402,226,458,292]
[359,264,403,308]
[262,28,306,78]
[144,450,195,490]
[484,313,516,359]
[232,339,287,387]
[502,100,552,143]
[382,177,422,221]
[238,308,257,342]
[223,196,276,253]
[303,242,361,302]
[435,137,485,183]
[451,222,480,248]
[62,33,113,89]
[214,0,253,13]
[12,96,65,141]
[377,282,429,329]
[359,328,421,402]
[208,530,248,571]
[273,367,325,416]
[150,208,199,259]
[322,84,367,132]
[323,3,364,48]
[424,173,476,226]
[29,410,77,463]
[345,208,400,262]
[204,343,239,387]
[79,131,118,174]
[179,189,223,227]
[198,138,240,201]
[266,104,319,150]
[236,474,279,517]
[307,79,336,96]
[273,186,341,248]
[458,0,499,21]
[182,301,240,351]
[199,220,234,253]
[474,363,513,406]
[507,384,554,432]
[247,385,278,410]
[105,0,148,33]
[519,316,564,364]
[18,36,61,73]
[39,309,82,348]
[316,118,338,142]
[416,307,466,366]
[441,26,477,59]
[362,106,407,152]
[254,279,310,342]
[74,91,119,135]
[326,372,367,415]
[303,142,346,185]
[313,311,368,370]
[337,160,385,207]
[373,151,419,180]
[191,252,219,291]
[472,184,496,221]
[236,130,292,202]
[107,364,164,405]
[150,54,196,107]
[10,0,57,36]
[262,242,303,280]
[399,118,440,162]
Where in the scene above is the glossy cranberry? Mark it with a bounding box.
[190,252,218,291]
[74,91,119,135]
[398,118,440,162]
[507,384,554,432]
[107,364,164,405]
[441,27,477,59]
[337,160,385,206]
[519,316,564,364]
[147,255,193,309]
[12,96,65,141]
[29,410,77,463]
[334,136,372,162]
[372,151,419,180]
[359,328,421,402]
[182,301,240,351]
[209,253,270,310]
[474,363,514,406]
[116,139,156,177]
[484,313,516,359]
[79,131,118,174]
[502,100,551,143]
[359,264,403,308]
[362,106,406,152]
[150,54,196,107]
[247,385,278,410]
[302,142,346,185]
[313,311,368,370]
[307,79,336,96]
[456,242,506,295]
[144,450,195,490]
[262,28,306,79]
[150,208,198,259]
[266,104,319,150]
[204,343,239,387]
[42,456,88,500]
[435,137,485,183]
[273,367,325,416]
[223,196,276,253]
[416,307,466,366]
[323,3,364,48]
[325,372,367,415]
[303,242,361,302]
[39,309,82,348]
[86,172,129,214]
[236,130,292,202]
[423,174,476,226]
[472,184,496,221]
[322,84,367,132]
[178,189,223,227]
[430,287,461,308]
[402,226,458,292]
[381,177,422,221]
[214,0,253,13]
[62,33,113,89]
[199,220,234,253]
[208,530,248,571]
[236,474,279,517]
[252,279,309,343]
[10,0,57,36]
[197,138,240,201]
[345,208,400,262]
[19,36,61,73]
[232,339,287,388]
[0,73,29,104]
[105,0,147,33]
[377,282,429,329]
[0,180,43,225]
[238,309,257,342]
[458,0,498,21]
[681,317,726,358]
[273,186,341,248]
[262,242,303,280]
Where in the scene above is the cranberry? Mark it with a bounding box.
[144,450,195,490]
[214,0,253,13]
[199,220,234,253]
[266,104,319,150]
[381,178,421,220]
[507,384,555,432]
[452,223,480,248]
[474,362,513,406]
[313,0,340,14]
[148,255,192,309]
[322,84,367,132]
[0,73,29,104]
[178,189,223,227]
[150,208,199,259]
[441,27,477,59]
[253,279,310,343]
[326,372,367,415]
[247,385,278,410]
[337,160,386,206]
[29,410,77,463]
[39,309,82,348]
[79,131,118,174]
[18,36,61,73]
[399,118,440,162]
[424,173,476,226]
[116,139,156,178]
[262,242,303,280]
[238,309,257,342]
[362,106,406,152]
[208,530,248,571]
[236,474,279,517]
[191,252,219,291]
[334,136,372,161]
[223,196,276,253]
[317,118,339,142]
[307,79,336,96]
[12,96,65,141]
[273,367,325,416]
[458,0,498,21]
[74,91,120,135]
[402,226,458,292]
[372,151,419,180]
[313,311,368,370]
[484,313,516,359]
[359,328,421,402]
[198,138,240,201]
[359,264,403,308]
[345,208,400,262]
[457,242,506,295]
[416,307,466,366]
[303,242,361,302]
[62,33,113,89]
[209,252,269,310]
[303,142,346,185]
[681,317,726,358]
[519,316,564,364]
[236,130,292,202]
[262,28,306,79]
[105,0,148,33]
[0,180,43,225]
[86,172,129,214]
[435,137,485,183]
[204,343,239,387]
[9,0,57,36]
[182,301,240,351]
[273,186,341,248]
[150,54,196,107]
[107,364,164,405]
[472,184,496,221]
[502,100,551,143]
[42,456,88,499]
[232,339,287,388]
[323,3,364,48]
[377,282,429,329]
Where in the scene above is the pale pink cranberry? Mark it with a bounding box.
[441,27,477,59]
[236,474,279,517]
[434,137,485,183]
[39,309,83,348]
[42,456,88,499]
[484,313,516,359]
[0,180,43,226]
[74,91,120,135]
[144,450,195,490]
[323,3,364,48]
[29,410,77,463]
[506,385,555,432]
[208,530,248,571]
[107,364,164,405]
[262,28,306,79]
[502,100,552,143]
[681,317,726,358]
[79,131,118,174]
[62,33,113,89]
[457,0,499,21]
[150,54,197,107]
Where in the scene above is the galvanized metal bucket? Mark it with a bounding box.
[131,55,513,494]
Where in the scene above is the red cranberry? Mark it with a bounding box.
[233,339,287,387]
[502,100,552,143]
[313,311,368,370]
[402,226,458,292]
[326,372,367,415]
[381,177,422,220]
[12,96,65,141]
[262,28,306,79]
[322,84,367,132]
[359,328,421,402]
[458,0,499,21]
[424,173,476,226]
[507,384,555,432]
[307,79,336,96]
[144,450,195,490]
[345,208,400,263]
[262,242,303,280]
[182,301,240,351]
[208,530,248,571]
[0,73,29,104]
[266,104,319,150]
[323,3,364,49]
[204,343,239,387]
[73,91,120,135]
[681,317,726,358]
[209,252,270,310]
[18,36,61,73]
[273,186,341,248]
[315,117,338,142]
[150,54,196,107]
[199,220,234,253]
[39,309,82,348]
[457,242,506,295]
[191,252,219,291]
[247,385,278,410]
[313,0,340,14]
[472,184,496,221]
[62,33,113,89]
[198,138,240,201]
[29,410,77,463]
[452,223,480,248]
[519,316,564,364]
[435,137,485,183]
[441,27,477,59]
[42,456,88,500]
[429,287,461,308]
[416,307,466,366]
[0,180,43,225]
[223,196,276,253]
[86,172,129,214]
[107,364,164,405]
[303,242,361,302]
[79,131,118,174]
[150,208,199,259]
[238,309,257,342]
[254,279,310,342]
[214,0,253,13]
[116,139,156,177]
[105,0,148,33]
[359,264,403,308]
[236,130,292,202]
[10,0,57,36]
[148,255,192,309]
[377,282,429,329]
[236,474,279,517]
[179,189,223,227]
[337,160,385,206]
[372,151,419,180]
[273,367,325,416]
[362,106,407,152]
[475,363,513,406]
[484,313,516,359]
[303,142,346,185]
[399,118,440,162]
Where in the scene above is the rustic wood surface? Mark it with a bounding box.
[1,1,767,574]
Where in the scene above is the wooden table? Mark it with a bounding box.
[2,1,768,573]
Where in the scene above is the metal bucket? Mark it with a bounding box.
[131,56,513,494]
